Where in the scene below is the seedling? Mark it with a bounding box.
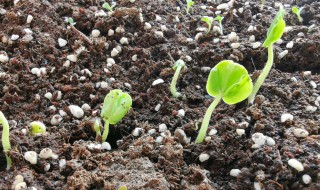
[101,89,132,142]
[30,121,46,136]
[247,7,285,104]
[0,111,12,170]
[292,6,303,22]
[185,0,195,14]
[67,17,76,25]
[195,60,253,143]
[93,118,101,141]
[170,59,186,98]
[201,16,214,35]
[214,15,223,35]
[102,2,116,12]
[67,17,93,44]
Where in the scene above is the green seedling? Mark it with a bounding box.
[68,17,76,25]
[30,121,46,136]
[0,111,12,170]
[214,15,224,35]
[185,0,195,14]
[201,16,214,35]
[195,60,253,144]
[101,89,132,142]
[292,6,303,22]
[93,118,102,141]
[102,2,116,12]
[170,59,187,98]
[118,185,128,190]
[247,7,285,104]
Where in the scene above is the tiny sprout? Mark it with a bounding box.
[101,89,132,142]
[102,2,116,12]
[118,185,128,190]
[214,15,224,35]
[292,6,303,22]
[30,121,46,136]
[185,0,195,14]
[93,118,101,141]
[201,16,214,35]
[67,17,76,25]
[0,111,12,170]
[248,7,285,104]
[170,59,186,98]
[195,60,253,143]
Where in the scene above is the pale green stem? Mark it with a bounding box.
[195,96,222,144]
[101,120,110,142]
[0,111,12,170]
[170,66,183,98]
[297,14,303,23]
[219,22,223,35]
[248,44,274,104]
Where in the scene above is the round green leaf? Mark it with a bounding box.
[263,7,286,47]
[206,60,253,105]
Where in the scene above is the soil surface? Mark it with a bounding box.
[0,0,319,190]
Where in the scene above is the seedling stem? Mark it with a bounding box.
[0,111,12,170]
[170,59,186,98]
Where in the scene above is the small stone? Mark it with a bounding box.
[230,169,241,177]
[286,41,294,48]
[11,34,19,41]
[154,31,164,37]
[67,54,77,62]
[59,159,66,170]
[217,3,229,10]
[195,33,203,41]
[81,103,91,111]
[155,104,161,111]
[302,174,312,184]
[284,26,293,33]
[309,81,317,89]
[0,54,9,63]
[59,110,67,117]
[148,129,156,135]
[159,124,167,132]
[276,39,283,44]
[208,128,217,136]
[144,22,152,30]
[120,37,129,45]
[174,129,190,144]
[27,15,33,23]
[108,29,114,36]
[290,77,298,83]
[58,38,67,47]
[39,148,55,159]
[132,127,142,136]
[278,50,288,59]
[281,113,293,123]
[68,105,84,118]
[107,58,115,65]
[249,35,255,42]
[111,48,119,57]
[248,25,254,32]
[254,95,265,105]
[155,136,163,143]
[177,109,185,117]
[293,128,309,138]
[288,158,304,172]
[199,153,210,162]
[297,32,305,37]
[51,114,62,125]
[252,133,266,146]
[228,32,237,42]
[132,54,137,61]
[101,142,111,150]
[252,42,261,49]
[236,129,245,136]
[302,71,312,77]
[155,15,162,21]
[115,26,125,33]
[91,29,100,37]
[201,67,211,72]
[306,105,317,112]
[238,7,244,13]
[152,79,164,86]
[44,163,50,171]
[160,25,167,31]
[21,128,27,135]
[44,92,52,100]
[266,136,275,146]
[230,43,240,49]
[24,151,37,164]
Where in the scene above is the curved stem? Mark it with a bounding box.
[0,111,12,170]
[248,44,274,104]
[195,96,222,144]
[101,120,110,142]
[170,66,183,98]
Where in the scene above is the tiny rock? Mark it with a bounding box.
[236,129,245,136]
[281,113,293,123]
[266,136,275,146]
[288,158,304,172]
[158,123,167,132]
[101,142,111,150]
[309,81,317,89]
[91,29,100,37]
[155,104,161,111]
[51,114,63,125]
[177,109,185,117]
[68,105,84,118]
[24,151,37,164]
[148,129,156,135]
[120,37,129,45]
[278,50,288,59]
[108,29,114,36]
[144,22,152,30]
[132,127,143,137]
[199,153,210,162]
[67,54,77,62]
[208,128,217,136]
[27,15,33,23]
[111,48,119,57]
[152,79,164,86]
[302,174,312,184]
[286,41,294,49]
[58,38,67,47]
[252,133,266,146]
[228,32,237,42]
[0,54,9,63]
[174,129,190,144]
[230,169,241,177]
[154,31,164,37]
[132,54,137,62]
[293,128,309,138]
[230,43,240,49]
[11,34,19,41]
[217,3,229,10]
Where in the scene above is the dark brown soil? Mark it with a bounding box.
[0,0,319,190]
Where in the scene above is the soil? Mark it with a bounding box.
[0,0,319,190]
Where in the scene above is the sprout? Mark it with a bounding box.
[185,0,195,14]
[201,16,214,35]
[214,15,224,35]
[170,59,187,98]
[247,7,285,104]
[67,17,76,25]
[30,121,46,136]
[101,89,132,142]
[0,111,12,170]
[102,2,116,12]
[118,185,128,190]
[195,60,253,143]
[93,118,101,141]
[292,6,303,22]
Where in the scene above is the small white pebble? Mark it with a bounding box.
[247,25,254,32]
[21,128,27,135]
[39,148,55,159]
[228,32,237,42]
[293,128,309,138]
[148,129,156,135]
[306,105,317,112]
[63,60,70,67]
[303,71,312,77]
[81,103,91,111]
[297,32,305,37]
[14,182,27,190]
[249,35,255,42]
[144,22,152,30]
[302,174,312,184]
[50,114,63,125]
[120,37,129,45]
[68,105,84,118]
[288,158,304,172]
[58,38,67,47]
[177,109,185,117]
[115,45,122,52]
[201,5,206,10]
[59,110,67,117]
[199,153,210,162]
[101,142,111,150]
[278,50,288,59]
[107,58,115,65]
[230,43,240,49]
[236,129,245,136]
[185,55,192,61]
[155,15,162,21]
[160,25,167,31]
[11,34,19,41]
[67,54,77,62]
[284,26,293,33]
[281,113,293,123]
[213,38,220,43]
[238,7,244,13]
[132,54,137,62]
[27,15,33,23]
[208,128,217,136]
[309,81,317,89]
[276,39,283,44]
[252,133,266,146]
[24,151,37,164]
[132,127,142,137]
[266,136,276,146]
[44,92,52,100]
[44,163,50,171]
[108,29,114,36]
[155,104,161,111]
[155,136,163,143]
[176,6,180,11]
[0,54,9,63]
[201,67,211,72]
[217,3,229,10]
[286,41,294,49]
[252,42,261,49]
[159,123,167,132]
[115,26,125,33]
[174,16,180,23]
[154,31,164,37]
[91,29,100,37]
[195,33,203,41]
[111,48,119,57]
[290,77,298,83]
[100,81,108,89]
[59,159,66,170]
[254,182,262,190]
[124,82,132,89]
[152,79,164,86]
[230,169,241,177]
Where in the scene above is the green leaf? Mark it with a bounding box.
[201,16,213,24]
[263,7,286,47]
[173,59,185,70]
[101,89,132,125]
[214,15,223,22]
[206,60,253,105]
[30,121,46,135]
[102,2,113,12]
[291,6,299,14]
